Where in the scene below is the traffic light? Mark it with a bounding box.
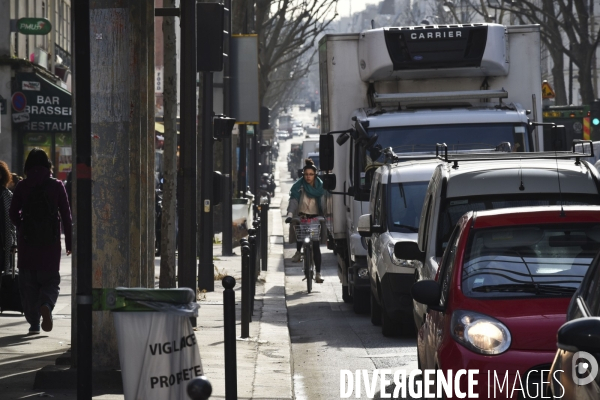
[196,3,224,72]
[260,106,270,129]
[591,99,600,126]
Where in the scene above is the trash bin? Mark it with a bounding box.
[94,287,202,400]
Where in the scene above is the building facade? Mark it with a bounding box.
[0,0,72,179]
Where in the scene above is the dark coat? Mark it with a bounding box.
[9,166,72,272]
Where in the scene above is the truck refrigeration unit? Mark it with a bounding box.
[318,24,542,313]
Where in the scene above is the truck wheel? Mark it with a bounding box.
[370,292,381,326]
[342,285,352,303]
[352,288,370,314]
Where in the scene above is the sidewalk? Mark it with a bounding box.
[0,179,293,399]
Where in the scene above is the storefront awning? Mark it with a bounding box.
[155,117,180,135]
[13,72,72,133]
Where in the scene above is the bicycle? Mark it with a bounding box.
[292,217,323,293]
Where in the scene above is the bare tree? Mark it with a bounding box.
[482,0,600,105]
[254,0,338,108]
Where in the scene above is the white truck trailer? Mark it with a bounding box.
[318,23,543,313]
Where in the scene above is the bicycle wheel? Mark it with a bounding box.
[305,244,313,293]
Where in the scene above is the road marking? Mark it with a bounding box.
[358,353,416,358]
[293,373,309,400]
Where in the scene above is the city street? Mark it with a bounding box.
[277,110,418,399]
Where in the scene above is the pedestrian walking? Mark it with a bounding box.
[9,148,72,334]
[0,161,16,273]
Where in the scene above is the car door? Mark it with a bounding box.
[422,224,461,370]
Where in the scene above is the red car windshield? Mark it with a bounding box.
[462,223,600,298]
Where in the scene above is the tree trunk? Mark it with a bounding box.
[577,52,595,104]
[159,0,178,288]
[548,46,567,105]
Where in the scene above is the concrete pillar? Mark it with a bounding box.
[89,0,154,369]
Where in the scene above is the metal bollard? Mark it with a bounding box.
[248,230,256,315]
[222,276,238,400]
[240,244,251,337]
[260,203,269,271]
[253,217,261,272]
[187,376,212,400]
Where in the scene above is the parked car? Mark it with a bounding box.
[277,130,290,141]
[549,237,600,399]
[358,158,440,336]
[412,148,600,330]
[407,206,600,399]
[292,126,304,136]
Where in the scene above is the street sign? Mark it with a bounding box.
[17,18,52,35]
[542,80,555,99]
[12,92,26,112]
[12,112,30,123]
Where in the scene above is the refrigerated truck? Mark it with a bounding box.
[318,23,543,313]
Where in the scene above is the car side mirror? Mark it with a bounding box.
[321,174,336,191]
[411,280,442,310]
[371,224,385,234]
[557,317,600,354]
[320,135,334,170]
[395,241,425,263]
[358,214,371,237]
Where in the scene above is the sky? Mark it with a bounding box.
[335,0,381,19]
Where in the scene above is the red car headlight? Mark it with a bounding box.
[451,310,511,355]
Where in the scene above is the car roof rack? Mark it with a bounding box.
[382,147,439,164]
[436,140,594,169]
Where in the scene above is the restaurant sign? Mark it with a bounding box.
[14,73,72,133]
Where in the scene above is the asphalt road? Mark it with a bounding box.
[276,114,419,399]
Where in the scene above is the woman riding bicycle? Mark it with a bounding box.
[285,158,325,283]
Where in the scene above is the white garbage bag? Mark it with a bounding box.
[114,312,203,400]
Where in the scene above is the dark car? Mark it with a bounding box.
[549,239,600,399]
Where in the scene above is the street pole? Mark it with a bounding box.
[178,0,198,324]
[238,124,247,196]
[73,0,93,397]
[222,0,233,256]
[199,70,215,292]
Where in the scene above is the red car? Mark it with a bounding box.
[406,206,600,399]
